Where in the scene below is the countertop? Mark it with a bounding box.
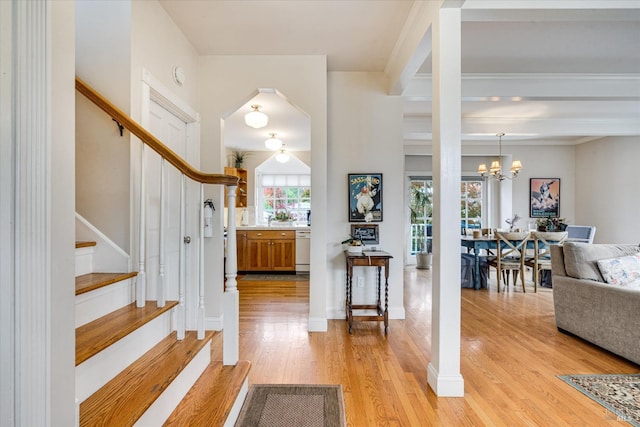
[236,225,311,231]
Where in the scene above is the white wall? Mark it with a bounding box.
[75,0,132,251]
[406,139,640,245]
[406,143,576,235]
[131,0,201,114]
[75,0,201,254]
[199,55,328,329]
[327,72,405,320]
[576,136,640,243]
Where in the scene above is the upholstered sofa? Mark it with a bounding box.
[551,242,640,365]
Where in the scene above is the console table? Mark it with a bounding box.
[344,250,393,334]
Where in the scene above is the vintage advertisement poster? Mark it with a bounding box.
[348,173,382,222]
[530,178,560,218]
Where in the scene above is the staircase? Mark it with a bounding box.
[75,239,250,426]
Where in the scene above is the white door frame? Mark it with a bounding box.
[138,69,202,330]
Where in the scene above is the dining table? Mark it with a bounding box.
[460,235,498,290]
[462,233,547,290]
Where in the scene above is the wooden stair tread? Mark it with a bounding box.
[76,300,178,366]
[76,272,138,295]
[79,330,214,427]
[76,240,97,248]
[164,360,251,427]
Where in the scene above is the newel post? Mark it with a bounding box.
[224,185,239,364]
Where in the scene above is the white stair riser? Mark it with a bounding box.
[133,341,211,427]
[224,379,249,427]
[76,310,174,403]
[75,247,95,277]
[75,278,135,327]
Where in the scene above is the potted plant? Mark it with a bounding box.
[231,150,249,169]
[410,184,432,269]
[536,217,567,232]
[341,235,364,254]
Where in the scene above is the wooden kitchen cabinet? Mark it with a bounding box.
[224,167,247,208]
[242,229,295,272]
[236,231,248,271]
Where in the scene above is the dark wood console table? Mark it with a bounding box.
[344,250,393,334]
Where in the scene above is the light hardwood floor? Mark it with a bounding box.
[212,269,638,426]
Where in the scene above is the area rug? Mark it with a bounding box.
[239,273,309,282]
[235,384,346,427]
[558,374,640,426]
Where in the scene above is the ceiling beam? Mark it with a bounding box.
[404,116,640,142]
[385,1,442,96]
[403,73,640,100]
[461,0,640,12]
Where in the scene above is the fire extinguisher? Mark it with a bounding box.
[203,199,214,238]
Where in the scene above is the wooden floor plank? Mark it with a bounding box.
[210,268,638,426]
[76,300,177,365]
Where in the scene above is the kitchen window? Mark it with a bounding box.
[257,173,311,225]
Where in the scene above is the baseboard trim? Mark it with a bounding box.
[308,317,327,332]
[427,363,465,397]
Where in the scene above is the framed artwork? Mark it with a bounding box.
[348,173,383,222]
[530,178,560,218]
[351,224,379,245]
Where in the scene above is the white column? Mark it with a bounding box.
[224,186,239,364]
[428,7,465,397]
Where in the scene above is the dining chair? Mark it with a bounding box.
[566,225,596,243]
[487,231,530,293]
[524,231,568,292]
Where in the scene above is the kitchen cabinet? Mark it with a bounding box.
[240,229,295,272]
[236,231,248,271]
[224,167,247,208]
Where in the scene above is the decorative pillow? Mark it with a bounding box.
[596,254,640,286]
[563,242,640,281]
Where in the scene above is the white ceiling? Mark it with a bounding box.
[159,0,640,149]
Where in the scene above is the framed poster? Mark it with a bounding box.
[348,173,382,222]
[351,224,379,245]
[530,178,560,218]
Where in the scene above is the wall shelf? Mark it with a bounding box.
[224,167,248,208]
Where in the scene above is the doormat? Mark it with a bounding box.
[235,384,346,427]
[558,373,640,426]
[239,273,309,282]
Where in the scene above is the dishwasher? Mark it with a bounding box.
[295,229,311,272]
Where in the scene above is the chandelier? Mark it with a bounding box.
[477,133,522,181]
[265,133,283,150]
[244,104,268,128]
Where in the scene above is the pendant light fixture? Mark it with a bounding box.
[244,104,268,129]
[477,133,522,181]
[275,146,290,163]
[265,133,283,151]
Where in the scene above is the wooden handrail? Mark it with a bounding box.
[75,77,238,187]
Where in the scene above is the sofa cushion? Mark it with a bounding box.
[597,253,640,286]
[562,242,640,282]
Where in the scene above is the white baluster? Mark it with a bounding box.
[225,186,238,292]
[158,158,166,307]
[137,143,146,308]
[177,174,186,340]
[197,184,205,339]
[224,185,239,364]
